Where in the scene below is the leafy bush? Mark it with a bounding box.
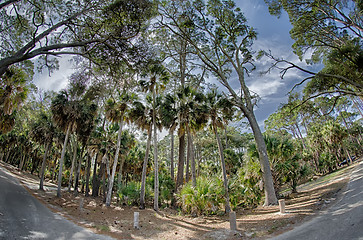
[176,176,225,216]
[117,181,141,206]
[147,171,175,207]
[229,158,262,209]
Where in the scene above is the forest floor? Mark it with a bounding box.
[1,159,360,240]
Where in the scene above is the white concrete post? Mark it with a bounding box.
[229,211,237,230]
[134,212,140,229]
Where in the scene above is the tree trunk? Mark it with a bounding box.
[92,154,99,197]
[104,150,111,203]
[185,134,190,183]
[176,133,185,190]
[245,111,278,206]
[186,125,196,187]
[19,153,25,171]
[85,152,92,197]
[170,131,174,181]
[39,142,50,190]
[106,121,123,206]
[74,145,85,194]
[68,137,77,192]
[214,126,231,213]
[153,88,159,211]
[140,126,152,209]
[57,124,71,198]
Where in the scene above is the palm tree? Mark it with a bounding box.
[160,94,178,180]
[104,92,135,206]
[29,112,56,190]
[176,86,207,187]
[51,91,80,198]
[139,61,169,211]
[129,100,153,209]
[204,89,236,213]
[0,66,28,133]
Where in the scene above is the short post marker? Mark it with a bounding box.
[134,212,140,229]
[279,199,285,214]
[229,211,237,230]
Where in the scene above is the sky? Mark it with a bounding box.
[33,0,310,131]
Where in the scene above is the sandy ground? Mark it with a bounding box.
[0,160,358,240]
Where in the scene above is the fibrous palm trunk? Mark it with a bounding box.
[39,142,50,190]
[106,121,123,206]
[68,137,77,192]
[214,126,231,213]
[57,123,71,198]
[176,134,185,190]
[140,126,152,209]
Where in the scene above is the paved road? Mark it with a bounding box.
[271,161,363,240]
[0,166,113,240]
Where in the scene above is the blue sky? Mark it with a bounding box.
[33,0,309,131]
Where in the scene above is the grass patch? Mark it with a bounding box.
[95,225,110,232]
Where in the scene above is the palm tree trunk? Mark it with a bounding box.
[19,154,25,171]
[57,123,71,198]
[74,144,85,194]
[185,135,190,183]
[39,142,50,190]
[153,96,159,211]
[85,152,93,197]
[170,131,174,181]
[106,120,123,206]
[68,137,77,192]
[176,133,185,190]
[186,125,196,187]
[214,126,231,213]
[92,155,99,197]
[140,126,152,209]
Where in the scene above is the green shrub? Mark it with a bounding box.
[229,158,262,209]
[176,176,225,216]
[117,181,140,206]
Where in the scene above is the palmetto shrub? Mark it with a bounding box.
[117,181,140,206]
[176,176,225,215]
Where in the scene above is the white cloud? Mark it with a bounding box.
[33,56,74,92]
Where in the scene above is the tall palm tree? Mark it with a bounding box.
[139,61,169,211]
[30,112,56,190]
[204,89,236,213]
[51,91,80,198]
[129,100,153,209]
[176,86,207,187]
[160,94,178,180]
[104,92,135,206]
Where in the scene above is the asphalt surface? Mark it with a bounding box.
[271,161,363,240]
[0,166,114,240]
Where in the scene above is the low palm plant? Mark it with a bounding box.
[177,176,225,216]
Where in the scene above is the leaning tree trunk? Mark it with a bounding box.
[140,126,152,209]
[39,142,50,190]
[106,121,123,207]
[214,126,231,213]
[245,111,278,206]
[57,123,71,198]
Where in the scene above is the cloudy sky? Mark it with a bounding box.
[33,0,310,130]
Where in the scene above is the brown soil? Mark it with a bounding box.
[0,160,359,240]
